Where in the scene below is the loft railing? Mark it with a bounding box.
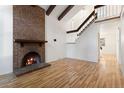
[66,5,122,38]
[95,5,121,22]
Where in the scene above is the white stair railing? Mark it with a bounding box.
[95,5,122,21]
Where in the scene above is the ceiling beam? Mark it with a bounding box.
[46,5,56,16]
[58,5,74,21]
[94,5,105,9]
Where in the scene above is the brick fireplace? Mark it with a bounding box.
[13,5,50,76]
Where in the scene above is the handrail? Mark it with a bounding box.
[66,10,95,34]
[95,16,120,23]
[77,14,97,36]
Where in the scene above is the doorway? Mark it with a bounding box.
[98,19,119,64]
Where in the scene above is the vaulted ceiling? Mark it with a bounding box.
[39,5,88,22]
[39,5,94,30]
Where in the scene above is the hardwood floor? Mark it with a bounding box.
[0,54,124,88]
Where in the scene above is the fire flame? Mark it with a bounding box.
[26,57,35,65]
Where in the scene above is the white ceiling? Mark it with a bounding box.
[50,5,68,18]
[39,5,84,21]
[61,5,85,22]
[39,5,94,24]
[39,5,49,10]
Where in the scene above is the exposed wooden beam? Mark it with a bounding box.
[58,5,74,21]
[46,5,56,16]
[94,5,105,9]
[66,30,78,33]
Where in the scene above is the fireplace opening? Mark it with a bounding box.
[22,52,41,67]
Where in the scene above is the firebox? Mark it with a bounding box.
[22,52,41,67]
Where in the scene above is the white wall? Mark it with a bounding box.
[66,43,76,58]
[66,23,99,62]
[99,19,119,56]
[45,15,66,62]
[0,6,13,75]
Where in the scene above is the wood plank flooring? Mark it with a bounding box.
[0,54,124,88]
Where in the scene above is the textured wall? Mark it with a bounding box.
[13,5,45,70]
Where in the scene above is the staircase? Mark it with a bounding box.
[66,5,122,43]
[66,10,96,43]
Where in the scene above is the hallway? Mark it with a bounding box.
[96,54,123,87]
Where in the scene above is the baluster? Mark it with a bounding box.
[102,6,105,18]
[110,5,112,17]
[116,5,118,16]
[113,5,116,16]
[105,6,107,18]
[107,5,109,17]
[102,6,104,18]
[97,8,100,19]
[111,5,114,17]
[117,5,121,16]
[100,7,102,19]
